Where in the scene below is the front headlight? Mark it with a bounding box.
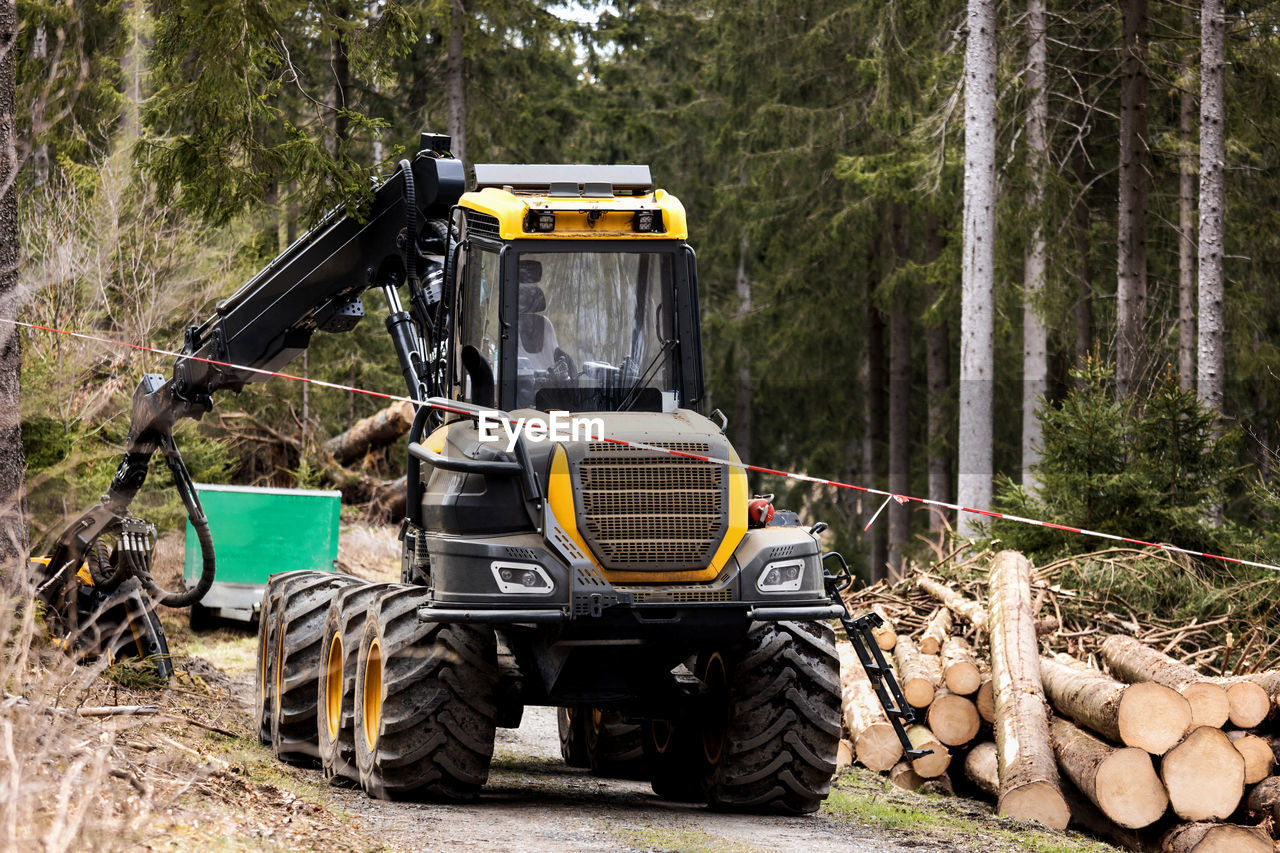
[756,559,805,593]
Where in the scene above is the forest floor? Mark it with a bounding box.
[107,526,1117,852]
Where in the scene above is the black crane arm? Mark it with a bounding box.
[39,139,466,612]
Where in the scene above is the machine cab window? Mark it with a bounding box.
[457,245,502,407]
[514,250,676,412]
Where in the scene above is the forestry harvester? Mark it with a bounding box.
[32,135,921,812]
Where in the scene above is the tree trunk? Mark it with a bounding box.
[988,551,1069,829]
[906,724,950,778]
[1049,716,1167,829]
[732,234,751,463]
[863,304,888,581]
[870,604,898,651]
[1039,653,1191,755]
[1021,0,1048,494]
[1226,731,1274,784]
[917,574,989,632]
[1072,105,1093,372]
[120,0,143,138]
[957,0,998,536]
[927,688,980,746]
[1197,0,1226,423]
[1099,635,1229,729]
[941,635,981,695]
[965,741,999,799]
[1161,726,1244,821]
[324,400,417,465]
[1178,7,1197,392]
[330,2,351,152]
[924,215,951,533]
[919,607,951,656]
[888,299,910,580]
[837,643,904,772]
[1115,0,1150,399]
[446,0,468,163]
[888,207,910,580]
[0,0,26,572]
[893,636,937,709]
[1161,823,1270,853]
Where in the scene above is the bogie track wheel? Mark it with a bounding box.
[586,709,645,779]
[557,707,589,769]
[255,571,329,745]
[271,572,362,764]
[354,587,499,800]
[318,582,399,783]
[705,620,841,814]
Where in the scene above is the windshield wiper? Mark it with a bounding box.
[617,338,676,412]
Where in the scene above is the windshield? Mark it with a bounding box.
[514,250,675,411]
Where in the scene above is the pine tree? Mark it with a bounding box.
[958,0,998,535]
[0,0,25,567]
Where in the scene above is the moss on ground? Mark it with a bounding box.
[615,825,757,853]
[824,768,1118,853]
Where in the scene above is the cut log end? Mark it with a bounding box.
[964,741,999,800]
[926,691,980,747]
[1160,822,1271,853]
[1227,732,1275,784]
[975,676,995,723]
[1117,681,1193,755]
[906,725,951,778]
[1179,681,1230,729]
[997,780,1070,830]
[836,738,854,769]
[944,661,981,696]
[1093,746,1168,829]
[854,723,904,772]
[889,759,925,791]
[1225,681,1270,728]
[1161,727,1245,821]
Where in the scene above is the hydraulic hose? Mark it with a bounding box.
[399,158,420,296]
[145,431,216,608]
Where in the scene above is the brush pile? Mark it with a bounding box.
[838,547,1280,852]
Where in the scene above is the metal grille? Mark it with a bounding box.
[466,211,501,238]
[627,589,733,603]
[577,443,724,570]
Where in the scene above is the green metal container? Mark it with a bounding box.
[184,483,341,623]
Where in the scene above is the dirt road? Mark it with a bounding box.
[139,606,1116,853]
[324,705,920,853]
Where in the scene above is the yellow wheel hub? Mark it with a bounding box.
[362,637,383,752]
[325,634,343,742]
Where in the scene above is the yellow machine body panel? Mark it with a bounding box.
[459,187,689,241]
[545,442,747,584]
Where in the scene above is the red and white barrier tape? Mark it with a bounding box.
[7,316,1279,573]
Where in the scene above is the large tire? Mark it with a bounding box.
[586,709,645,778]
[557,707,590,769]
[354,587,499,800]
[318,582,398,783]
[706,620,841,814]
[642,716,711,802]
[255,571,326,745]
[271,572,362,764]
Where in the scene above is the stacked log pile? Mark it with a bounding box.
[837,548,1280,852]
